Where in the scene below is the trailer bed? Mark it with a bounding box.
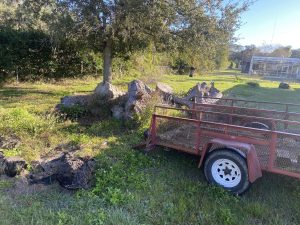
[151,105,300,178]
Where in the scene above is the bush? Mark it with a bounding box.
[0,27,97,82]
[60,104,87,121]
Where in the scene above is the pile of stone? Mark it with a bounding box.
[57,80,222,120]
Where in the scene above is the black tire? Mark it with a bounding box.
[244,121,270,130]
[204,149,250,195]
[143,129,150,141]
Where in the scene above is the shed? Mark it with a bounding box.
[248,56,300,80]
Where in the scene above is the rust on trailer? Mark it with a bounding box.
[147,99,300,182]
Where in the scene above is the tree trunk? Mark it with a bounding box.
[103,39,112,83]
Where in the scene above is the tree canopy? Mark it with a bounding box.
[1,0,253,83]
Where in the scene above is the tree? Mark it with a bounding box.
[269,46,292,58]
[230,45,261,66]
[291,49,300,58]
[1,0,252,82]
[58,0,252,84]
[0,0,97,80]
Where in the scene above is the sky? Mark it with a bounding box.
[236,0,300,49]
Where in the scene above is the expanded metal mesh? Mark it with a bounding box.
[275,133,300,173]
[156,118,197,150]
[154,106,300,175]
[195,100,300,123]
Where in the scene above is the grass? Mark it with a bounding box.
[0,70,300,224]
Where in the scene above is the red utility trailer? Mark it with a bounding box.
[144,98,300,194]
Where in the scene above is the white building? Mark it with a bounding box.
[248,56,300,80]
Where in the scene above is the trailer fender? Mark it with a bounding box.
[199,138,262,183]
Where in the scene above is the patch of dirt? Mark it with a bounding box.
[0,134,21,149]
[0,174,62,197]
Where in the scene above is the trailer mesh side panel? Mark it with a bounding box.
[155,118,197,151]
[194,104,300,124]
[275,133,300,173]
[154,107,300,175]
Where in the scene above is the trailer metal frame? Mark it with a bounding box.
[146,98,300,189]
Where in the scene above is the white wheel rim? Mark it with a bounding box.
[211,159,242,188]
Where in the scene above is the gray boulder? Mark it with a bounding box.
[111,105,124,119]
[124,80,153,119]
[156,83,173,102]
[94,81,125,100]
[56,95,90,110]
[172,82,222,108]
[279,82,290,89]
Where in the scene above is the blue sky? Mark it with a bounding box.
[236,0,300,49]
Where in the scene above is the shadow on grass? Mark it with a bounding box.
[0,87,57,98]
[206,70,242,76]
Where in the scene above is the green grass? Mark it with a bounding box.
[0,71,300,224]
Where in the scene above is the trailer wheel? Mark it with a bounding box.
[204,149,250,195]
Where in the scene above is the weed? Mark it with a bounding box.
[93,146,154,205]
[0,180,13,190]
[88,119,124,137]
[245,202,269,219]
[215,207,236,225]
[0,108,54,135]
[60,104,87,121]
[234,74,243,83]
[86,210,106,225]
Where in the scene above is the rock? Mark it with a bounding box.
[279,82,290,89]
[94,82,125,100]
[156,83,173,102]
[124,80,153,119]
[28,171,57,185]
[29,151,95,190]
[111,105,124,119]
[0,135,21,149]
[56,154,95,190]
[57,95,90,109]
[171,82,222,108]
[4,156,27,177]
[56,79,222,122]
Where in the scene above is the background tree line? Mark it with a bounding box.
[230,44,300,69]
[1,0,253,83]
